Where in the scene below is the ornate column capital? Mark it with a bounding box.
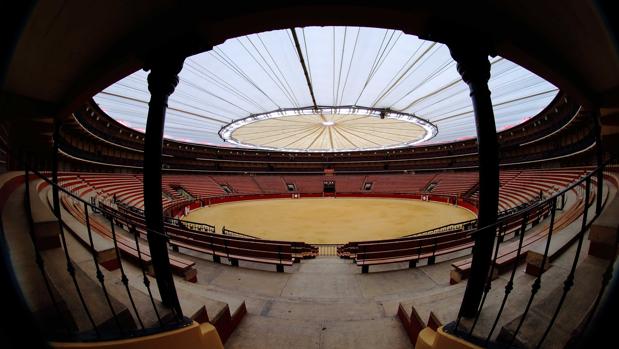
[421,28,495,86]
[145,57,185,98]
[448,43,492,86]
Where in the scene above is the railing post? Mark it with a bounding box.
[428,239,438,265]
[447,39,500,318]
[143,56,185,314]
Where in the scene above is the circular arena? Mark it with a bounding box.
[2,3,619,349]
[184,197,477,244]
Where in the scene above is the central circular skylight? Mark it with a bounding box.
[219,106,437,152]
[94,26,558,150]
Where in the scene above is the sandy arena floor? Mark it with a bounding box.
[183,197,476,244]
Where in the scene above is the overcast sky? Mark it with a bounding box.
[94,26,558,149]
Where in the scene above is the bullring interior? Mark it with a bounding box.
[1,2,618,349]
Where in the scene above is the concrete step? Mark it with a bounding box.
[174,278,230,323]
[225,314,411,349]
[497,256,608,349]
[50,200,177,330]
[42,247,136,333]
[2,183,79,336]
[3,182,127,336]
[399,283,467,327]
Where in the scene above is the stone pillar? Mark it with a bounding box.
[51,118,60,217]
[594,109,604,214]
[144,57,185,315]
[448,43,500,318]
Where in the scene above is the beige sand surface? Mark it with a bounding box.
[184,197,476,244]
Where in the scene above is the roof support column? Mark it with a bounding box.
[51,118,61,217]
[448,42,500,318]
[594,109,604,214]
[143,57,185,316]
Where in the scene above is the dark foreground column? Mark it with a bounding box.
[449,43,500,318]
[144,57,185,315]
[51,118,61,217]
[594,109,604,214]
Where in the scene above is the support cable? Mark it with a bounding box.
[290,28,319,110]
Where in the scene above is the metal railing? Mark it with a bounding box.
[448,159,618,347]
[114,202,217,234]
[402,218,478,238]
[312,244,343,256]
[222,226,261,239]
[401,194,554,240]
[18,167,192,342]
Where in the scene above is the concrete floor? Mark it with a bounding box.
[193,255,427,349]
[175,243,493,349]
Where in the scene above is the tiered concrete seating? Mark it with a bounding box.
[282,175,324,193]
[498,168,585,210]
[164,175,225,198]
[332,175,367,192]
[58,170,588,217]
[211,175,262,194]
[499,170,522,186]
[468,170,521,203]
[9,174,248,342]
[79,174,143,206]
[136,174,183,201]
[253,175,288,193]
[57,174,94,196]
[366,173,436,193]
[337,168,595,274]
[63,195,198,281]
[450,189,588,284]
[430,172,479,196]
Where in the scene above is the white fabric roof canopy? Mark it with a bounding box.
[94,26,558,149]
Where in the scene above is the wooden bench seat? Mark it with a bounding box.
[168,234,293,272]
[100,220,197,281]
[357,229,473,253]
[95,219,197,282]
[355,233,475,273]
[169,228,294,270]
[221,228,317,259]
[338,222,476,259]
[104,204,295,272]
